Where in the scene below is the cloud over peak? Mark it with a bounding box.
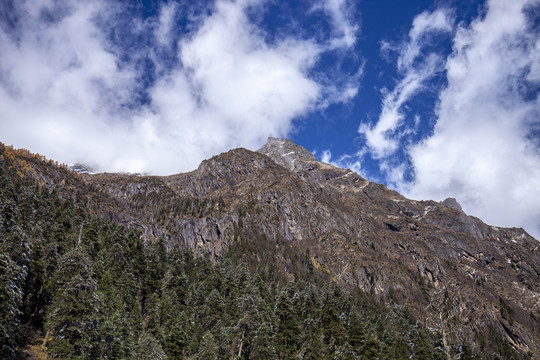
[2,0,538,239]
[0,0,361,174]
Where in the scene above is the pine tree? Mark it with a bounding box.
[251,321,277,359]
[197,331,219,360]
[320,284,350,353]
[135,331,168,360]
[96,270,135,358]
[0,252,28,358]
[45,247,100,359]
[274,282,301,358]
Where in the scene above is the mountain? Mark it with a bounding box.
[1,139,538,359]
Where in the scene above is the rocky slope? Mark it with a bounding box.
[77,137,540,358]
[4,138,538,357]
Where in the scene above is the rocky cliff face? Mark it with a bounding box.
[75,138,540,357]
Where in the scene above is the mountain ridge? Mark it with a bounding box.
[1,139,539,358]
[84,138,540,357]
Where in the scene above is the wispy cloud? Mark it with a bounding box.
[360,9,453,159]
[317,148,368,180]
[314,0,359,49]
[0,0,361,174]
[154,1,177,48]
[311,0,363,105]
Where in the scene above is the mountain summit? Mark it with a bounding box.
[257,137,319,171]
[1,140,538,358]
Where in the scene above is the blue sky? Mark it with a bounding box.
[1,0,539,238]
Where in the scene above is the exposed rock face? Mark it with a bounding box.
[258,137,319,171]
[81,137,539,357]
[441,197,463,211]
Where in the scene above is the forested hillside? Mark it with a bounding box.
[0,143,530,359]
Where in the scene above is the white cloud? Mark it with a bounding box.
[155,2,177,47]
[309,0,362,106]
[142,0,324,172]
[317,149,368,180]
[321,149,333,163]
[360,9,453,158]
[314,0,359,49]
[0,0,138,168]
[0,0,361,174]
[403,0,540,238]
[399,9,453,71]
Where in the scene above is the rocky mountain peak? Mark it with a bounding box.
[257,137,319,172]
[441,197,463,211]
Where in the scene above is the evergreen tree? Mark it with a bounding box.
[135,331,168,360]
[251,321,277,359]
[96,270,135,358]
[275,282,301,359]
[45,247,100,359]
[0,252,28,357]
[197,331,219,360]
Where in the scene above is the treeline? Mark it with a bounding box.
[1,145,486,359]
